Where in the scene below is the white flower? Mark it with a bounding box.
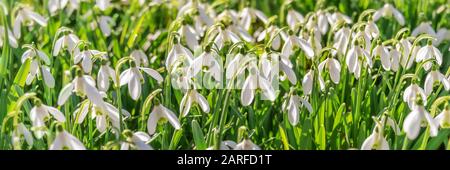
[435,106,450,129]
[30,100,66,138]
[346,45,372,79]
[96,0,111,11]
[282,32,314,59]
[49,126,86,150]
[256,25,285,50]
[412,22,436,37]
[283,94,312,126]
[180,89,210,117]
[318,58,341,90]
[74,49,103,73]
[130,49,149,67]
[234,139,260,150]
[212,27,241,49]
[239,7,268,31]
[373,43,391,70]
[434,28,450,46]
[147,103,181,135]
[240,64,276,106]
[361,119,389,150]
[12,123,34,149]
[190,49,222,82]
[365,20,380,39]
[326,11,352,27]
[403,83,427,109]
[286,9,304,31]
[119,63,163,100]
[166,40,194,69]
[403,102,438,140]
[302,70,313,95]
[53,31,80,56]
[0,27,18,48]
[121,130,153,150]
[74,99,130,133]
[373,3,405,25]
[415,43,442,71]
[397,38,416,70]
[48,0,80,14]
[179,23,200,51]
[13,7,47,38]
[332,27,351,56]
[389,47,400,72]
[424,70,450,96]
[99,16,114,37]
[207,140,237,150]
[97,60,117,91]
[21,47,55,88]
[57,71,106,111]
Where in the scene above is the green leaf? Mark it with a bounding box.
[191,120,207,150]
[13,58,31,87]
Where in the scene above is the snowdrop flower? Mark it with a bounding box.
[53,31,80,56]
[96,0,111,11]
[74,47,103,73]
[58,69,106,110]
[119,61,163,100]
[179,20,200,51]
[190,45,222,82]
[424,70,450,96]
[98,16,114,37]
[373,42,391,70]
[74,98,130,133]
[0,27,18,48]
[207,140,237,150]
[403,96,438,140]
[389,47,400,72]
[166,38,194,69]
[130,49,149,67]
[241,64,276,106]
[147,102,181,135]
[415,41,442,71]
[21,46,55,88]
[211,25,241,49]
[180,89,210,117]
[121,130,153,150]
[403,83,427,109]
[234,139,260,150]
[282,30,314,59]
[12,123,33,149]
[412,22,436,37]
[365,19,380,40]
[397,38,416,70]
[307,10,329,35]
[48,0,80,15]
[318,57,341,90]
[326,10,352,27]
[361,115,399,150]
[435,104,450,129]
[256,25,285,50]
[239,7,268,31]
[353,28,372,50]
[373,3,405,25]
[49,125,86,150]
[283,94,312,126]
[332,26,351,56]
[361,120,388,150]
[286,9,304,31]
[177,0,214,27]
[302,70,313,95]
[434,28,450,46]
[30,99,66,138]
[13,7,47,38]
[346,45,372,79]
[97,59,116,91]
